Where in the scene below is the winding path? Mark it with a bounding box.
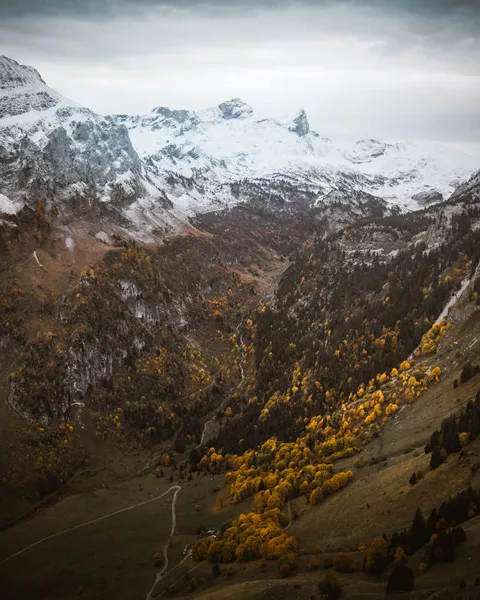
[0,485,181,567]
[146,486,181,600]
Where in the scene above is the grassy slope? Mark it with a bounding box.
[168,297,480,599]
[1,297,478,599]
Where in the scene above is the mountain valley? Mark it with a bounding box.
[0,55,480,600]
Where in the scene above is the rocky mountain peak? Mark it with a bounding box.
[151,106,196,124]
[0,56,61,119]
[0,55,46,91]
[0,54,154,222]
[218,98,253,120]
[288,109,310,136]
[344,138,391,163]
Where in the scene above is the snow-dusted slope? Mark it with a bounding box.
[0,56,186,240]
[111,98,478,215]
[0,55,478,240]
[450,168,480,204]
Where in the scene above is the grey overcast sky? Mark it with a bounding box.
[1,0,479,152]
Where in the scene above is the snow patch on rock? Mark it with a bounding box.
[65,237,75,253]
[0,193,21,214]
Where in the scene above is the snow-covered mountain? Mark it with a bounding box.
[0,55,184,239]
[450,168,480,204]
[0,55,478,242]
[110,97,478,216]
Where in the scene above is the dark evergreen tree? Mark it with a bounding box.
[460,362,473,384]
[441,415,461,454]
[430,446,444,470]
[426,508,438,536]
[425,429,440,454]
[387,564,415,593]
[410,508,427,553]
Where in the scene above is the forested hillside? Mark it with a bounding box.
[1,180,480,600]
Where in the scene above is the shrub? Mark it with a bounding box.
[207,541,218,562]
[394,546,406,564]
[364,537,388,575]
[310,486,324,506]
[387,564,414,593]
[278,553,297,571]
[385,403,399,417]
[322,470,353,496]
[308,559,319,571]
[278,553,296,578]
[318,571,342,599]
[192,537,215,561]
[333,554,357,573]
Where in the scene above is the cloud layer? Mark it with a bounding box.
[1,0,479,150]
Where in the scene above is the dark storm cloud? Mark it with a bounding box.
[3,0,479,64]
[1,0,479,22]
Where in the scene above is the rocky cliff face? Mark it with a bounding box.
[288,109,310,136]
[4,227,259,424]
[0,56,177,238]
[0,56,59,117]
[450,168,480,203]
[218,98,253,119]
